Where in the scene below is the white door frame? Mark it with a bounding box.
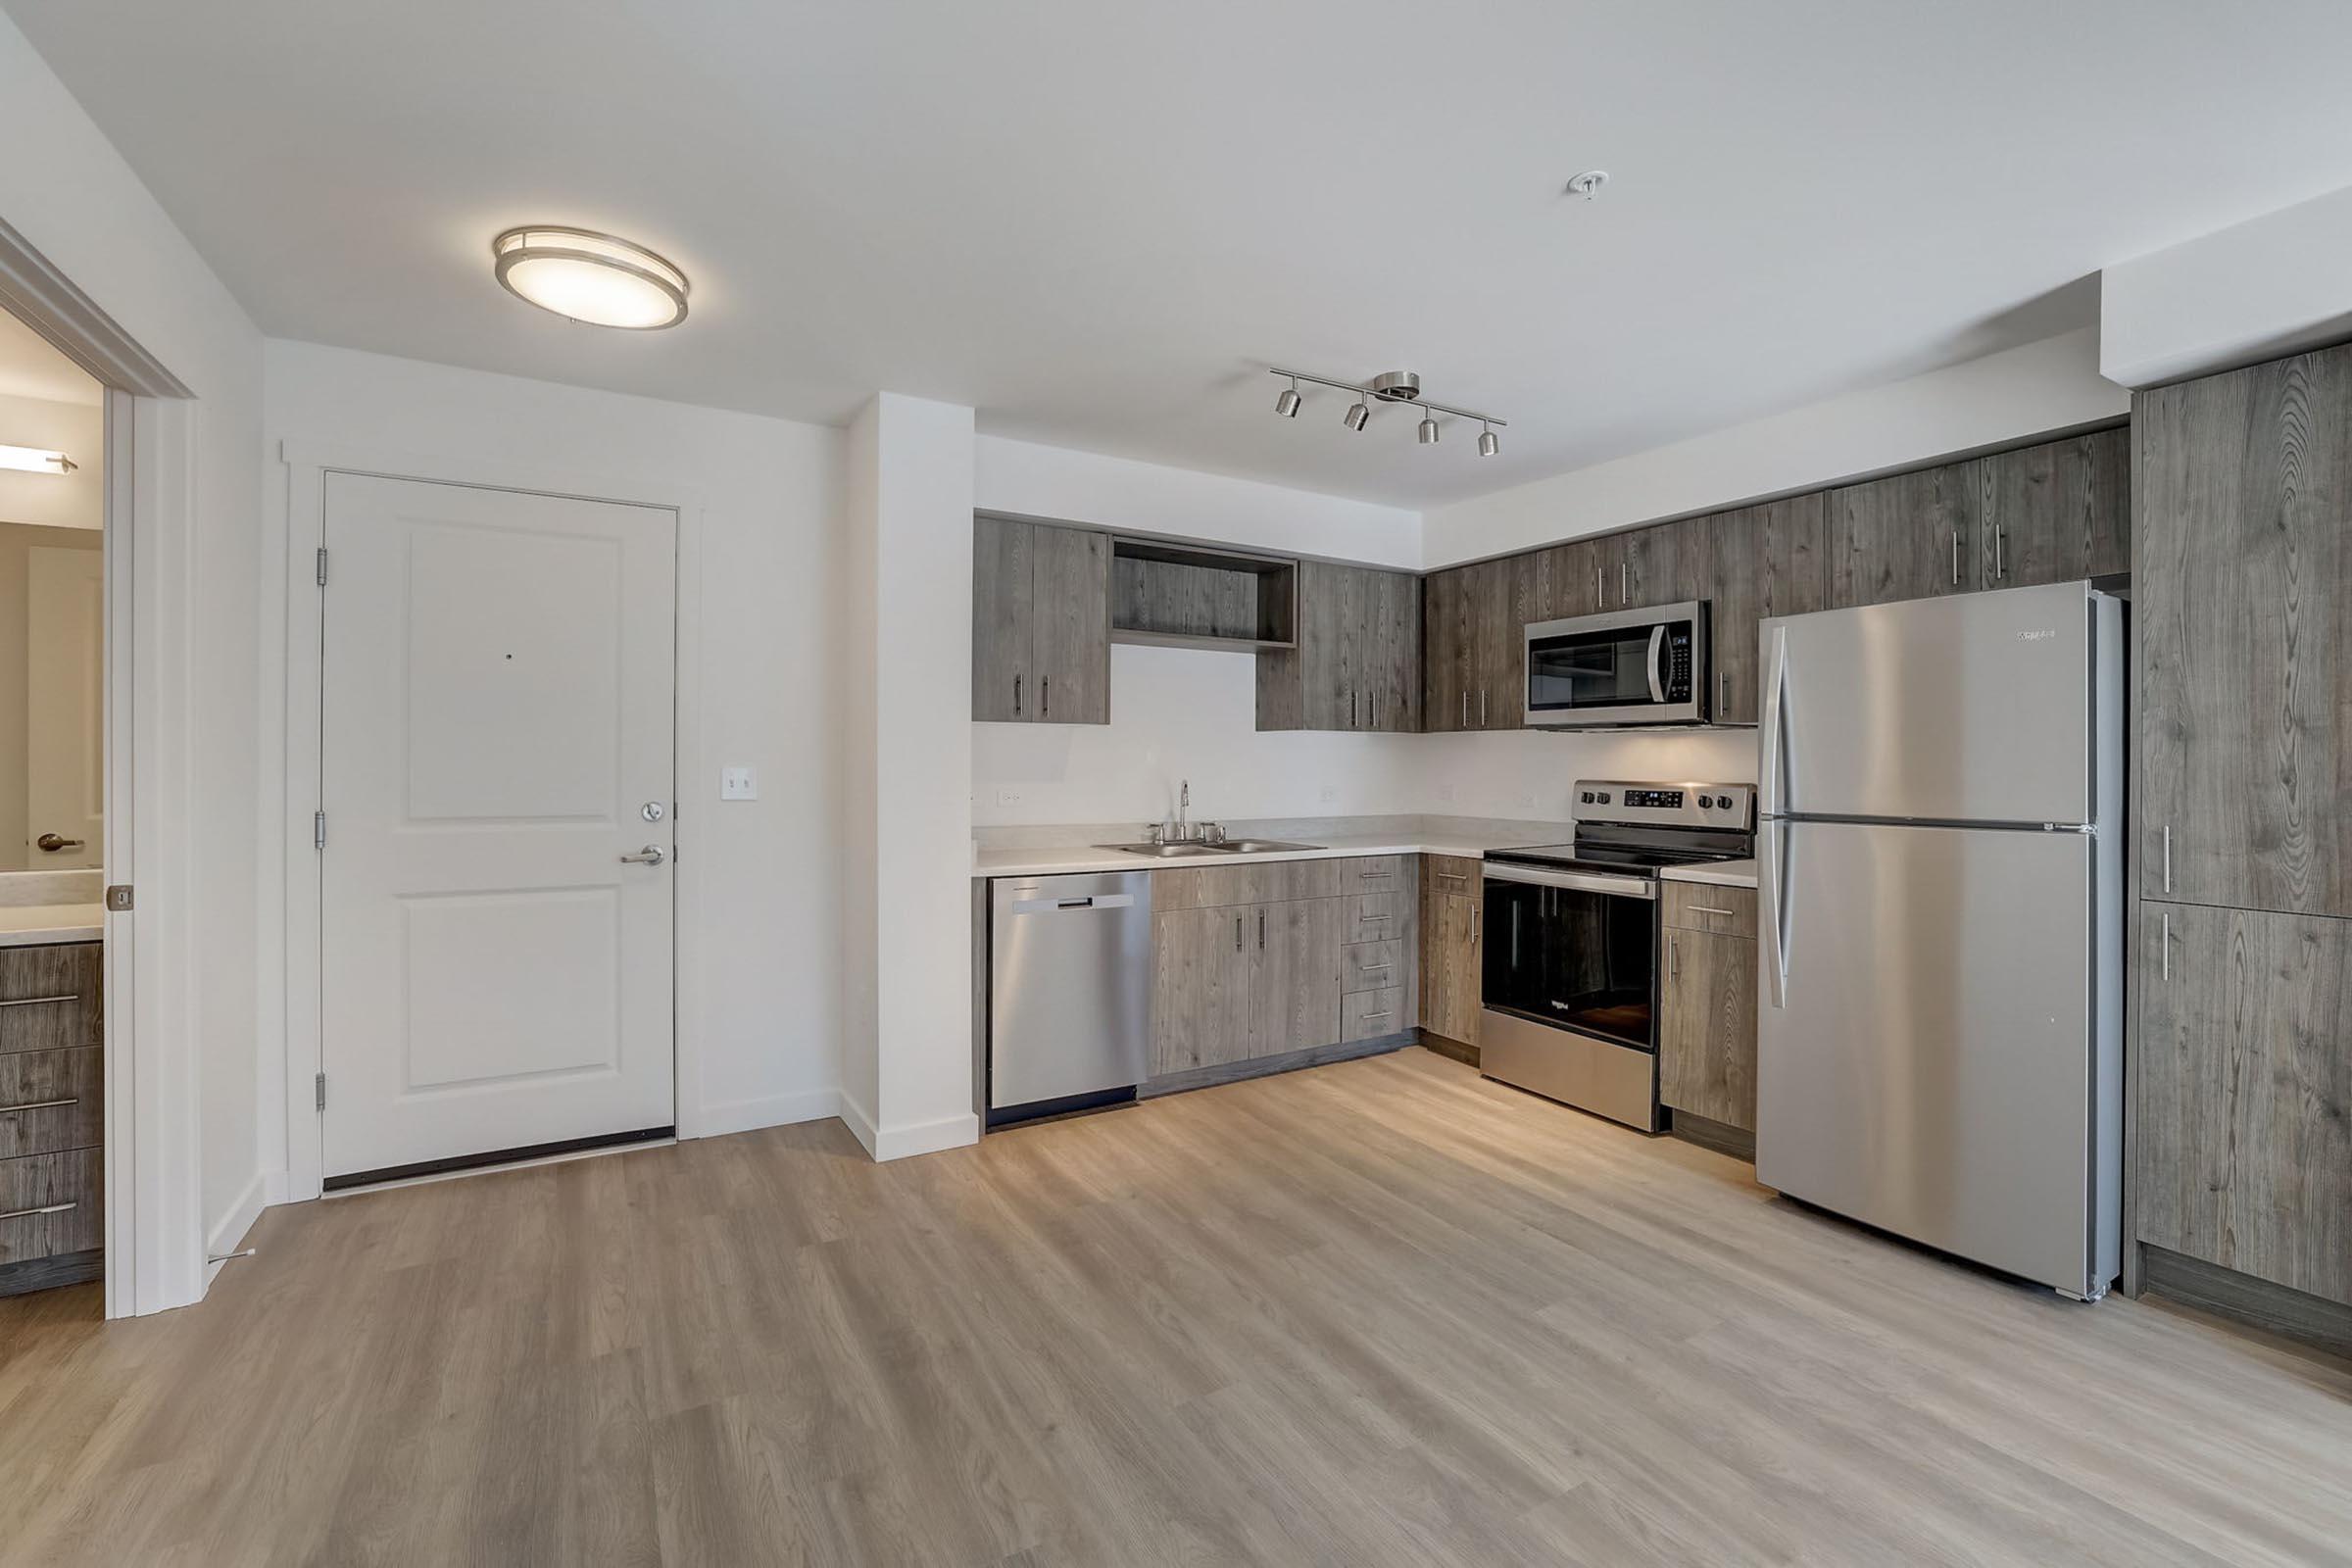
[275,441,706,1201]
[0,214,205,1317]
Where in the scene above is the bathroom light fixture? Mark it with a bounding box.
[1264,367,1505,456]
[0,444,74,475]
[493,226,690,329]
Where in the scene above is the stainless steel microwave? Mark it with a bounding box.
[1523,600,1709,728]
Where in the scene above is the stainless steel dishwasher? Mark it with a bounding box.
[988,870,1152,1126]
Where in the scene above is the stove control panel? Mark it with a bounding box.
[1575,780,1753,829]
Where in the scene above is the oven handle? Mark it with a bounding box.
[1481,861,1655,900]
[1645,623,1666,704]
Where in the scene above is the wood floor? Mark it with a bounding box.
[4,1048,2348,1566]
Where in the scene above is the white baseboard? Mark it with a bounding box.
[837,1091,880,1158]
[689,1086,843,1140]
[872,1110,981,1162]
[263,1170,294,1206]
[203,1171,270,1290]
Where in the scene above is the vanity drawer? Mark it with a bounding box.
[0,1148,102,1264]
[0,944,101,1054]
[0,1048,101,1158]
[1342,987,1405,1044]
[1341,940,1404,994]
[1662,882,1757,938]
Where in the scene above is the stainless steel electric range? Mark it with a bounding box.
[1480,780,1754,1131]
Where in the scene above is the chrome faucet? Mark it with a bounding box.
[1177,779,1190,840]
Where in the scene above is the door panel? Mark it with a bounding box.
[2136,903,2352,1305]
[1028,525,1109,724]
[972,514,1033,721]
[1251,899,1341,1057]
[1420,566,1463,732]
[2138,350,2352,916]
[1978,429,2130,590]
[1660,927,1757,1130]
[1826,462,1978,608]
[320,473,676,1179]
[1756,819,2098,1294]
[1151,906,1251,1073]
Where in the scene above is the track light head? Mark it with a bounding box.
[1418,413,1441,445]
[1344,398,1371,432]
[1275,376,1302,418]
[1478,422,1499,459]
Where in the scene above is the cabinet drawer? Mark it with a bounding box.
[1423,855,1481,894]
[1342,940,1404,994]
[0,1048,101,1159]
[0,943,101,1054]
[1348,891,1410,941]
[0,1148,101,1264]
[1342,987,1405,1044]
[1153,858,1344,909]
[1339,855,1411,890]
[1662,882,1757,938]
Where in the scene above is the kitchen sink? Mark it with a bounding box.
[1094,839,1327,858]
[1215,839,1325,854]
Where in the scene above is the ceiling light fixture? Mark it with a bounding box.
[0,444,75,475]
[493,226,690,329]
[1267,367,1504,457]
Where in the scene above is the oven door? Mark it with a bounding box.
[1524,601,1707,726]
[1480,862,1657,1050]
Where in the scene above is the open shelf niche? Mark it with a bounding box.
[1108,538,1298,652]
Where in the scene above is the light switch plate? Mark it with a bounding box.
[720,766,758,801]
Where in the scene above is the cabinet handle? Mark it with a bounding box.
[2160,910,2170,980]
[1235,915,1243,953]
[1470,906,1480,945]
[2162,826,2172,893]
[1670,935,1680,981]
[0,1096,76,1114]
[1687,905,1738,917]
[1594,565,1604,607]
[1258,910,1266,951]
[1042,675,1050,717]
[1437,871,1468,884]
[1995,525,2007,580]
[1620,563,1629,605]
[0,1200,75,1222]
[1950,529,1960,586]
[1480,689,1489,726]
[1360,1011,1394,1022]
[1459,692,1467,727]
[1360,869,1394,880]
[1362,963,1394,976]
[1013,674,1022,716]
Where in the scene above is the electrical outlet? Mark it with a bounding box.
[1437,783,1457,804]
[1516,791,1537,808]
[1319,786,1339,804]
[720,766,758,801]
[995,786,1024,807]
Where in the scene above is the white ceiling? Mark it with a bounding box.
[0,305,100,406]
[12,0,2352,507]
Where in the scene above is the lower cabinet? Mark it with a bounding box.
[1418,855,1482,1048]
[0,941,105,1298]
[1150,857,1417,1078]
[1658,883,1758,1133]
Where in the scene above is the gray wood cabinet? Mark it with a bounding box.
[1699,493,1827,726]
[1256,562,1421,732]
[1976,427,2129,590]
[1150,906,1253,1075]
[2137,903,2352,1306]
[0,942,104,1297]
[1660,887,1758,1132]
[1422,559,1521,732]
[2138,348,2352,918]
[1418,855,1481,1048]
[1825,462,1981,610]
[1250,899,1344,1056]
[970,516,1110,724]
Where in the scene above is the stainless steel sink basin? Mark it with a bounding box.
[1092,842,1235,858]
[1216,839,1325,854]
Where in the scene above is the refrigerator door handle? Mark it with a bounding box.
[1644,623,1667,704]
[1760,816,1790,1009]
[1759,624,1789,815]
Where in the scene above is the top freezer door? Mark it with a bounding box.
[1761,580,2096,825]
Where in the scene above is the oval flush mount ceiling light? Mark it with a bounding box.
[492,226,689,329]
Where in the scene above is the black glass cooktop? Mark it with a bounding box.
[1486,841,1744,876]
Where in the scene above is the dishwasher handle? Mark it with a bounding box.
[1009,894,1139,914]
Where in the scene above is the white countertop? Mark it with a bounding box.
[1660,858,1757,889]
[974,827,1571,880]
[0,904,104,946]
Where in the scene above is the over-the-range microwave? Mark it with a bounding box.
[1523,599,1710,728]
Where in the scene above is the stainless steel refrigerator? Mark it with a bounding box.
[1755,580,2124,1299]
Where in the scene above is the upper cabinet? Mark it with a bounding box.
[1256,562,1421,732]
[972,516,1110,724]
[1825,461,1983,609]
[1976,428,2130,589]
[1421,556,1524,732]
[2139,349,2352,917]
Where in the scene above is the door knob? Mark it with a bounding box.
[34,834,84,853]
[619,845,667,866]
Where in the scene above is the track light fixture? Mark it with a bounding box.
[1264,367,1505,457]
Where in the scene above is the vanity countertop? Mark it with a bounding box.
[0,904,105,946]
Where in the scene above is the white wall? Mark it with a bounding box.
[2102,182,2352,388]
[841,393,977,1160]
[1425,329,2128,567]
[260,339,849,1152]
[1417,728,1759,825]
[0,11,267,1300]
[0,392,102,531]
[977,434,1421,568]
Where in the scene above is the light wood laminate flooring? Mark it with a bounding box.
[2,1048,2347,1565]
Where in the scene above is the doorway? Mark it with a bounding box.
[315,472,679,1187]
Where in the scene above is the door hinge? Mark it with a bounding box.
[104,884,133,911]
[316,547,328,587]
[314,809,327,850]
[315,1072,326,1111]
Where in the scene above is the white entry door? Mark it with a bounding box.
[25,545,106,869]
[319,473,676,1182]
